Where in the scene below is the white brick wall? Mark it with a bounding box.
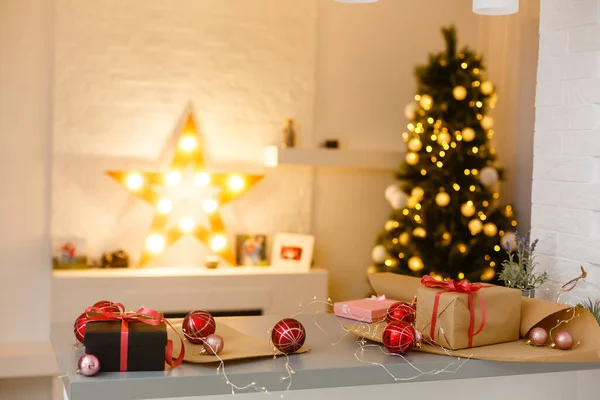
[52,0,318,265]
[533,0,600,285]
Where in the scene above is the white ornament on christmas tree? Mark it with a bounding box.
[384,184,400,201]
[384,220,397,231]
[404,103,418,120]
[502,232,517,250]
[480,81,494,95]
[480,167,499,187]
[389,190,408,210]
[481,116,494,130]
[371,245,388,263]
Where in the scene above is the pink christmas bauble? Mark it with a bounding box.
[182,310,216,344]
[528,327,549,346]
[203,334,224,355]
[553,330,574,350]
[271,318,306,354]
[74,312,88,344]
[414,329,424,347]
[78,354,101,376]
[382,322,416,354]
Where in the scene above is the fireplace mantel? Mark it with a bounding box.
[52,267,329,323]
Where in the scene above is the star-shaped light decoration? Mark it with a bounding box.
[107,112,263,267]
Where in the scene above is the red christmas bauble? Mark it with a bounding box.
[386,302,416,324]
[93,300,125,314]
[182,310,216,344]
[382,321,416,354]
[271,318,306,354]
[74,312,88,344]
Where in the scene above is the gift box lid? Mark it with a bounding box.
[334,297,397,311]
[84,320,167,348]
[333,296,399,322]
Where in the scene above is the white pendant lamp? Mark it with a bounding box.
[473,0,519,15]
[335,0,378,3]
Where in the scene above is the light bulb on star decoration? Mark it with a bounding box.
[473,0,518,15]
[106,112,263,266]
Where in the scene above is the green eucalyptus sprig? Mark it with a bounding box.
[498,231,548,290]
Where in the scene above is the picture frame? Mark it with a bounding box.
[52,237,88,270]
[236,234,269,266]
[271,233,315,271]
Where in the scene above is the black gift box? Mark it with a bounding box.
[84,320,167,372]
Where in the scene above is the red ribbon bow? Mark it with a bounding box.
[421,275,487,348]
[86,306,185,371]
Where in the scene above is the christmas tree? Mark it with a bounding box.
[372,26,517,283]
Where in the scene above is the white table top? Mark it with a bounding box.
[53,314,600,400]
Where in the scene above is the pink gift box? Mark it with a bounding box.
[333,295,398,323]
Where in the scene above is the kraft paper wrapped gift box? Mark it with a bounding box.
[415,283,522,350]
[345,273,600,361]
[333,296,398,323]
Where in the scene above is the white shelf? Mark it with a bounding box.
[0,341,58,378]
[263,146,403,170]
[52,267,329,323]
[53,266,327,278]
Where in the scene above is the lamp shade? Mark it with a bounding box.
[473,0,519,15]
[336,0,378,3]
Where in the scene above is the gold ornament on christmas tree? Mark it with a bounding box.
[419,95,433,110]
[399,232,410,246]
[405,152,419,165]
[411,187,425,200]
[483,222,498,237]
[441,232,452,246]
[408,138,423,152]
[437,132,452,145]
[462,127,476,142]
[408,256,424,272]
[461,201,476,217]
[435,191,451,207]
[468,219,483,235]
[413,227,427,238]
[452,85,467,101]
[480,81,494,95]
